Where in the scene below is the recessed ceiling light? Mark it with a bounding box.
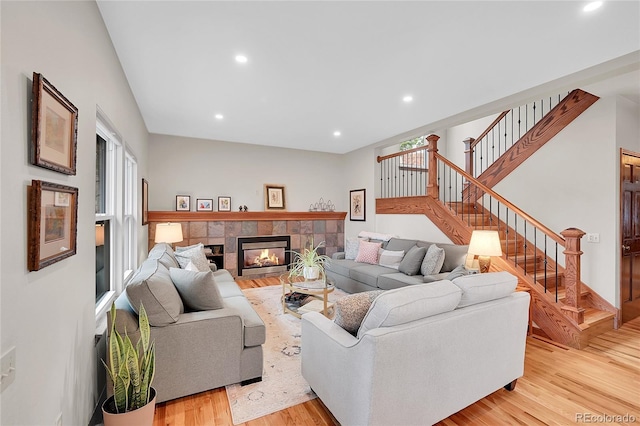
[215,114,224,120]
[403,95,413,103]
[235,55,248,63]
[333,131,341,137]
[583,1,602,12]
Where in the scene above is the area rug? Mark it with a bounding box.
[225,285,347,424]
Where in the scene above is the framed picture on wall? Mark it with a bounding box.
[197,198,213,212]
[30,73,78,175]
[264,184,286,210]
[349,189,366,221]
[27,180,78,271]
[176,195,190,211]
[142,179,149,225]
[218,196,231,212]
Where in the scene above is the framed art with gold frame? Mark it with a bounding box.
[264,184,286,210]
[31,73,78,175]
[27,180,78,271]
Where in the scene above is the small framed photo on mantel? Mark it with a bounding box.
[31,73,78,175]
[196,198,213,212]
[218,196,231,212]
[176,195,190,211]
[264,184,286,210]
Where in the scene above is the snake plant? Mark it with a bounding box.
[103,302,155,413]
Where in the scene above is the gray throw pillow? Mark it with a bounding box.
[174,245,211,272]
[420,244,446,276]
[334,290,384,336]
[126,259,184,326]
[345,237,368,260]
[446,264,468,280]
[169,267,224,311]
[398,245,427,276]
[175,242,204,253]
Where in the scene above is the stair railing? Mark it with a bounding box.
[427,135,586,324]
[463,92,569,179]
[377,145,429,198]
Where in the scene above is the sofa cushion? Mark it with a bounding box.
[126,259,184,326]
[349,264,394,288]
[452,271,517,307]
[420,244,445,275]
[334,290,385,335]
[398,245,427,276]
[345,237,368,260]
[441,244,470,273]
[326,258,360,277]
[357,280,462,338]
[148,243,180,269]
[377,249,404,270]
[222,296,266,347]
[377,272,426,290]
[174,245,210,272]
[385,238,419,253]
[169,267,224,311]
[423,272,450,283]
[355,240,382,264]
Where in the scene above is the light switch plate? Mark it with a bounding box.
[586,233,600,243]
[1,346,16,392]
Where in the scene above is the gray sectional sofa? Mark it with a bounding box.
[108,243,265,403]
[326,237,470,293]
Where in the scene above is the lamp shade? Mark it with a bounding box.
[155,223,183,244]
[468,230,502,257]
[95,224,105,246]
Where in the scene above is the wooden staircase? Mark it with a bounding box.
[378,194,617,349]
[462,89,599,201]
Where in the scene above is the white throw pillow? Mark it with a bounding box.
[378,249,404,270]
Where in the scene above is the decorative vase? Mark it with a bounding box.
[102,388,157,426]
[303,266,320,280]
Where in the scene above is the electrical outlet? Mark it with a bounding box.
[1,346,16,392]
[55,413,62,426]
[586,233,600,243]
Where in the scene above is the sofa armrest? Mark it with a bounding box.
[301,312,358,348]
[332,252,346,260]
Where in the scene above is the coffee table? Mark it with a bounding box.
[280,274,335,318]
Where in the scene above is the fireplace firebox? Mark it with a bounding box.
[237,235,291,277]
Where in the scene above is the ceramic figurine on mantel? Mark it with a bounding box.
[239,205,248,212]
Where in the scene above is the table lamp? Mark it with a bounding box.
[155,223,183,247]
[467,230,502,273]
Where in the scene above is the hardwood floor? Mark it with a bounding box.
[153,277,640,425]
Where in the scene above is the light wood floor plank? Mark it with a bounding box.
[153,277,640,425]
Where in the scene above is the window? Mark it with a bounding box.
[95,112,139,315]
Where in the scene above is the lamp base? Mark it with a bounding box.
[478,255,492,273]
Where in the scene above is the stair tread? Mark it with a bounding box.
[582,308,615,327]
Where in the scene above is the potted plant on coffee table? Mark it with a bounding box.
[288,239,331,281]
[102,302,156,426]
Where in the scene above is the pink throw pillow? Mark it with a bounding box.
[355,240,382,264]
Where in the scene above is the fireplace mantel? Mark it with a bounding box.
[148,211,347,222]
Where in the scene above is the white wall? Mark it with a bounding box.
[0,2,148,425]
[493,95,637,306]
[148,134,344,212]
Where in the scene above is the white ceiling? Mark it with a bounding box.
[97,1,640,154]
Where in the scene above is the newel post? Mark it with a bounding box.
[463,137,475,177]
[560,228,586,324]
[426,134,440,198]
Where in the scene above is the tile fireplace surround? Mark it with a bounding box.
[148,211,346,278]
